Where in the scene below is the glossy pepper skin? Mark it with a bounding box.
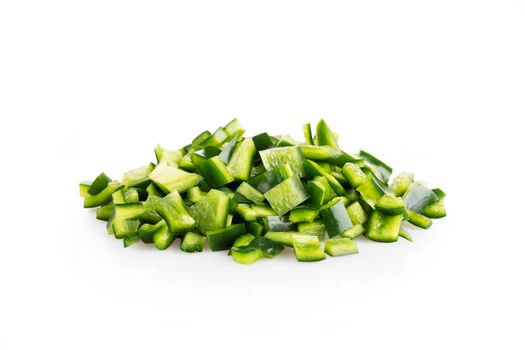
[315,119,339,149]
[321,200,354,238]
[366,211,403,242]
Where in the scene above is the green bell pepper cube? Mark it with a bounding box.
[293,236,326,262]
[227,138,256,181]
[236,182,265,204]
[84,181,124,208]
[207,223,247,251]
[324,238,358,257]
[180,232,206,253]
[88,172,112,195]
[303,123,313,145]
[264,175,310,216]
[314,119,339,149]
[390,171,414,197]
[321,200,354,238]
[154,191,195,234]
[403,183,439,213]
[342,162,367,188]
[366,211,403,242]
[149,163,202,194]
[375,195,406,216]
[188,189,230,233]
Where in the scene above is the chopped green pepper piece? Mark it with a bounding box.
[96,203,114,221]
[406,209,433,229]
[235,204,258,221]
[262,216,296,232]
[112,219,140,239]
[289,207,319,223]
[297,220,325,236]
[207,223,246,251]
[249,162,266,178]
[125,188,141,203]
[321,196,349,211]
[112,189,127,204]
[251,204,277,218]
[346,201,368,225]
[191,130,212,150]
[180,232,206,253]
[263,231,299,247]
[375,195,406,216]
[187,186,207,203]
[432,188,446,200]
[331,152,363,167]
[154,191,195,234]
[356,177,385,208]
[122,163,154,189]
[260,146,305,178]
[342,162,367,188]
[146,183,165,198]
[88,172,112,195]
[202,156,235,187]
[264,175,310,216]
[299,145,341,161]
[153,221,176,250]
[123,234,141,248]
[200,127,229,149]
[79,182,92,198]
[236,182,265,204]
[247,237,284,258]
[341,224,365,239]
[112,204,145,239]
[403,183,439,213]
[218,134,238,164]
[246,221,264,236]
[303,123,313,145]
[141,196,163,224]
[314,176,337,203]
[391,172,414,197]
[315,119,339,149]
[227,138,256,181]
[138,220,164,243]
[366,211,403,242]
[178,153,196,171]
[149,163,202,194]
[225,214,234,226]
[331,170,349,187]
[306,180,326,207]
[231,246,264,264]
[398,228,413,242]
[252,132,274,151]
[293,237,326,262]
[223,118,243,138]
[84,181,124,208]
[321,200,354,238]
[421,199,446,218]
[233,233,255,247]
[188,189,229,233]
[154,145,185,166]
[324,238,358,257]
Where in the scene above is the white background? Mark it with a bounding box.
[1,1,524,349]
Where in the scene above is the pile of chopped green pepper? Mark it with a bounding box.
[80,119,446,264]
